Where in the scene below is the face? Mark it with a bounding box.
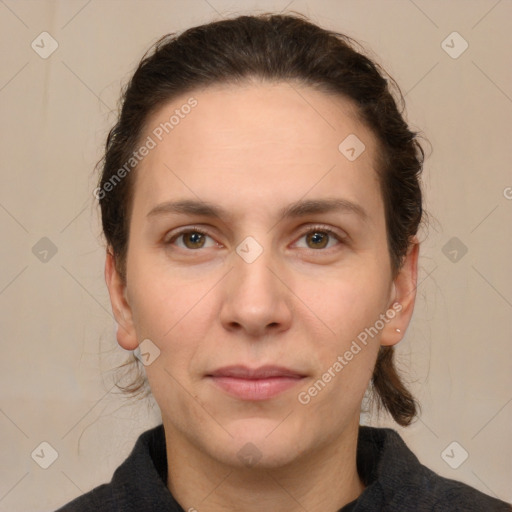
[106,81,418,469]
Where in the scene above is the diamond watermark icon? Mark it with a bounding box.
[134,338,161,366]
[441,441,468,469]
[31,31,59,59]
[236,236,263,264]
[441,32,468,59]
[338,134,366,161]
[32,237,58,263]
[442,237,468,263]
[237,442,262,467]
[31,441,59,469]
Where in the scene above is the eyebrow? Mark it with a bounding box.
[147,197,369,224]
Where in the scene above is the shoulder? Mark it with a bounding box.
[423,472,512,511]
[53,424,176,512]
[54,484,112,511]
[356,426,511,511]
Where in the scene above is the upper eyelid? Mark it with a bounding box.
[294,224,347,243]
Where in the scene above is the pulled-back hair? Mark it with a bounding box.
[99,13,426,426]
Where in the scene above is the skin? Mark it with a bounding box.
[105,81,419,512]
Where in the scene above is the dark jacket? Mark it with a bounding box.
[55,424,511,511]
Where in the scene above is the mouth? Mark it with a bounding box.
[206,365,306,401]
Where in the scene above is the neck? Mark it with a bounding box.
[164,417,365,512]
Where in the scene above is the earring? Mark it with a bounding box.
[396,328,401,333]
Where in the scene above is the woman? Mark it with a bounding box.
[56,12,511,512]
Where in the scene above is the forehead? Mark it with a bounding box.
[132,81,383,224]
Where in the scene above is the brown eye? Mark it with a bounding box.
[166,229,217,250]
[305,231,330,249]
[182,231,207,249]
[294,227,343,251]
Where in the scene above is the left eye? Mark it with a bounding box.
[294,228,342,250]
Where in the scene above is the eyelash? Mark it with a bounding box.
[164,224,347,252]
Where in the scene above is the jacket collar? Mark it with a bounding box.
[109,424,424,511]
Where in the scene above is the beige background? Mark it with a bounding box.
[0,0,511,510]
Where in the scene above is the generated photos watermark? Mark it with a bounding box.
[93,97,198,200]
[297,302,402,405]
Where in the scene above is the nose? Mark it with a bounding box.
[219,240,293,338]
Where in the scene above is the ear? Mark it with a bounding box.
[104,248,138,350]
[380,236,420,347]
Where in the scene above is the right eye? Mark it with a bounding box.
[165,228,220,250]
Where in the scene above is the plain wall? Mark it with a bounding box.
[0,1,510,510]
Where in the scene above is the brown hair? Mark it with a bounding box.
[99,13,426,426]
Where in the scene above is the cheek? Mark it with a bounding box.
[296,260,390,344]
[127,265,218,370]
[128,245,201,330]
[291,260,389,407]
[293,268,386,419]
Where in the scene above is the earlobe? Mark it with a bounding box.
[104,249,139,350]
[380,237,420,347]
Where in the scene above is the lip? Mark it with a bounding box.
[207,365,306,401]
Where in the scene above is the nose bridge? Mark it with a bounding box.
[220,234,291,334]
[233,235,279,302]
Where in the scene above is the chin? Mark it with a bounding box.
[218,417,310,470]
